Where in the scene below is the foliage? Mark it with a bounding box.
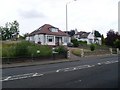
[18,33,29,40]
[94,30,101,37]
[90,44,95,51]
[71,39,79,47]
[55,46,67,54]
[28,45,52,57]
[101,34,105,45]
[14,41,29,57]
[114,39,120,49]
[78,41,87,45]
[105,30,116,46]
[2,41,52,58]
[105,30,120,47]
[68,30,75,37]
[0,20,19,40]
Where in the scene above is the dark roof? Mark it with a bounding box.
[76,31,90,38]
[29,24,68,36]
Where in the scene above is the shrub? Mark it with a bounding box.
[90,44,95,51]
[14,41,29,57]
[55,46,67,54]
[28,45,52,57]
[2,43,16,58]
[2,41,52,58]
[71,39,79,47]
[114,39,120,49]
[79,41,87,44]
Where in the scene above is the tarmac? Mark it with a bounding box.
[1,54,117,69]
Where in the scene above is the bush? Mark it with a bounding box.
[55,46,67,54]
[79,41,87,44]
[71,39,79,47]
[90,44,95,51]
[2,41,52,58]
[2,43,16,58]
[28,45,52,57]
[14,41,29,57]
[114,39,120,49]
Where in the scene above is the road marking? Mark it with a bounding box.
[103,60,118,65]
[90,65,95,67]
[4,76,11,81]
[73,68,77,70]
[98,63,102,65]
[104,61,111,64]
[74,80,82,83]
[115,61,118,62]
[1,72,44,82]
[56,69,60,72]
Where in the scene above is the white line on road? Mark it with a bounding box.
[4,76,11,81]
[56,69,60,72]
[1,72,44,82]
[98,63,102,65]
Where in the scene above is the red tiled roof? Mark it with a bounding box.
[29,24,68,36]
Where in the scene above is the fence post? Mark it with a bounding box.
[81,49,84,57]
[109,48,112,55]
[117,48,119,54]
[67,50,70,59]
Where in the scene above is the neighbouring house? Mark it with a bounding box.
[26,24,71,46]
[74,31,102,45]
[74,31,90,42]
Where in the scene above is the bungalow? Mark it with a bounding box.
[26,24,71,46]
[74,31,101,45]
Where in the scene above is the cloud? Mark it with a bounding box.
[18,9,46,19]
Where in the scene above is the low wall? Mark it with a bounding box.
[2,54,67,64]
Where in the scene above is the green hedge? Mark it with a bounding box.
[2,41,52,58]
[71,39,79,47]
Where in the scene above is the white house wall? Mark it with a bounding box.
[27,34,71,46]
[34,35,39,43]
[62,36,70,45]
[29,36,34,42]
[26,37,29,41]
[39,34,44,45]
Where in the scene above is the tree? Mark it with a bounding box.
[18,33,29,40]
[68,30,75,37]
[114,39,120,49]
[105,29,120,47]
[101,34,105,45]
[94,30,101,37]
[71,39,79,47]
[1,20,19,40]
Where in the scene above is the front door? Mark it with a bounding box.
[55,37,62,46]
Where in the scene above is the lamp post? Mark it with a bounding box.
[66,0,77,31]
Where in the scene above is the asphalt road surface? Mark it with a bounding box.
[2,55,119,88]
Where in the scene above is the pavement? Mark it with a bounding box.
[1,53,117,69]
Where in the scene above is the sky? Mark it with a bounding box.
[0,0,119,37]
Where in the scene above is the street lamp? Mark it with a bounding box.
[66,0,77,31]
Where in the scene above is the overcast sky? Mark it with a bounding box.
[0,0,119,36]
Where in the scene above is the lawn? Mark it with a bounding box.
[71,45,111,57]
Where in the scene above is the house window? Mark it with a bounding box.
[64,37,68,43]
[47,36,54,42]
[50,28,58,32]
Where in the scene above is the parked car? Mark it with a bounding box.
[67,42,73,47]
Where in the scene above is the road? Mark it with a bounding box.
[2,55,119,88]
